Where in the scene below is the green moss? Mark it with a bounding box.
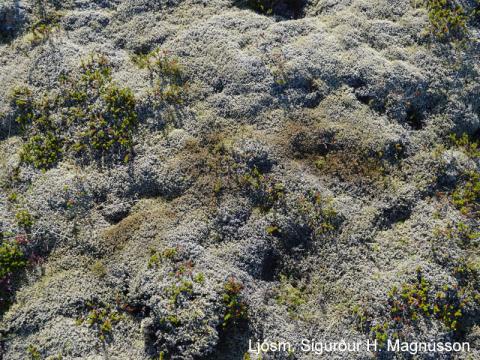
[15,209,34,230]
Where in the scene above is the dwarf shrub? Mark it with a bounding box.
[11,55,138,169]
[222,276,248,328]
[427,0,469,41]
[0,241,27,279]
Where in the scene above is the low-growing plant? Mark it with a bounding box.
[11,55,138,169]
[275,275,307,318]
[354,268,480,348]
[0,241,27,279]
[295,190,337,236]
[131,48,187,106]
[76,302,124,342]
[168,279,194,306]
[222,276,248,328]
[27,344,41,360]
[90,260,107,278]
[426,0,469,41]
[450,133,480,158]
[452,170,480,215]
[148,247,180,268]
[387,270,470,332]
[16,209,34,230]
[29,15,61,45]
[240,166,285,212]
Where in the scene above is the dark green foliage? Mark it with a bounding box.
[0,240,27,313]
[0,241,27,279]
[452,171,480,215]
[76,302,123,342]
[387,273,463,331]
[15,209,34,231]
[240,166,285,212]
[222,276,247,328]
[427,0,469,41]
[27,344,41,360]
[448,134,480,215]
[354,269,480,348]
[10,55,138,169]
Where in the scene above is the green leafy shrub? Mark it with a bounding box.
[10,55,138,169]
[452,170,480,215]
[427,0,469,41]
[354,268,480,348]
[0,241,27,279]
[275,275,306,318]
[222,276,248,328]
[387,274,463,330]
[16,209,34,231]
[76,302,124,342]
[27,344,41,360]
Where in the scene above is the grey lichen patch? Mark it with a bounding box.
[1,0,480,359]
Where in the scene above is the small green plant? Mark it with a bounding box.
[29,15,60,45]
[426,0,469,41]
[76,302,123,342]
[8,192,18,202]
[240,166,285,212]
[222,276,248,328]
[452,170,480,215]
[194,273,205,284]
[11,55,138,169]
[16,209,34,230]
[168,279,194,306]
[275,275,307,318]
[371,323,389,348]
[27,344,41,360]
[131,48,187,105]
[450,133,480,158]
[295,190,337,236]
[387,270,464,331]
[148,247,179,268]
[0,241,27,280]
[90,260,107,278]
